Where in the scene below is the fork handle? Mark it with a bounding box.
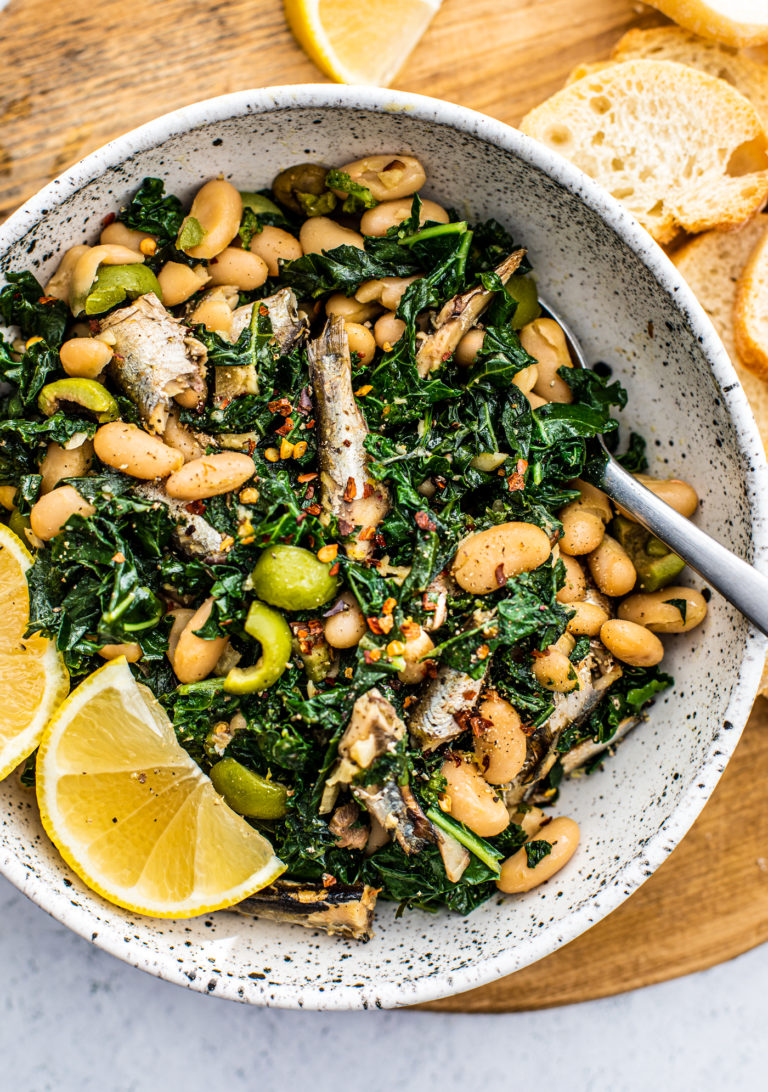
[597,457,768,637]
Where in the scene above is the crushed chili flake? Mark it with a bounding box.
[382,597,396,615]
[476,644,491,660]
[321,873,337,888]
[378,615,394,634]
[422,594,437,612]
[355,385,373,397]
[367,617,384,635]
[275,418,295,437]
[317,543,338,563]
[297,472,318,483]
[401,620,421,640]
[357,526,375,542]
[111,552,125,564]
[363,649,382,664]
[414,510,437,532]
[374,532,387,549]
[344,667,354,678]
[495,562,507,588]
[362,482,374,499]
[305,502,322,516]
[268,397,293,416]
[343,476,357,502]
[305,418,316,429]
[329,562,340,576]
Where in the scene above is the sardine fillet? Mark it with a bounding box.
[409,662,487,752]
[102,292,206,434]
[235,881,378,942]
[134,482,229,564]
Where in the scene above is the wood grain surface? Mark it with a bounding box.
[3,0,768,1012]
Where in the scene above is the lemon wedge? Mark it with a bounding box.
[36,658,285,918]
[285,0,442,86]
[0,523,69,782]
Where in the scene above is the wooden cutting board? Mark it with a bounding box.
[3,0,768,1012]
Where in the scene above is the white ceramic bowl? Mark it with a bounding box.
[1,86,767,1010]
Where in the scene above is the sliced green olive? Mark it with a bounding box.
[8,508,30,540]
[250,544,339,611]
[240,192,283,217]
[271,163,329,214]
[209,757,288,819]
[224,600,292,694]
[37,378,119,423]
[84,264,163,316]
[611,515,685,592]
[506,275,541,330]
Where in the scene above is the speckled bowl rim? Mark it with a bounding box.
[1,85,767,1010]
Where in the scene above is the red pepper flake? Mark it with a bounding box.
[329,562,340,576]
[343,476,357,502]
[358,526,375,542]
[378,615,394,635]
[362,482,374,499]
[258,303,269,316]
[364,648,382,664]
[422,594,436,613]
[297,472,318,483]
[219,396,233,410]
[268,397,293,417]
[382,597,396,615]
[367,617,384,635]
[401,620,421,640]
[305,503,322,516]
[111,551,125,564]
[38,295,59,305]
[414,510,437,532]
[275,417,294,437]
[476,644,490,660]
[321,873,337,888]
[403,695,416,708]
[305,418,316,429]
[495,562,507,588]
[374,532,387,548]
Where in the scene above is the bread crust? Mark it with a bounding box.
[644,0,768,49]
[735,228,768,379]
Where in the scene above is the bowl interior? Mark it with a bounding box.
[1,90,766,1009]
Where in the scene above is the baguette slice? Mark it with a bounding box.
[520,60,768,244]
[735,229,768,378]
[565,61,612,86]
[610,26,768,129]
[644,1,768,49]
[672,216,768,447]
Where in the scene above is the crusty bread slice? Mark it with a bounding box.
[520,61,768,244]
[672,216,768,444]
[645,1,768,49]
[610,27,768,129]
[735,229,768,378]
[565,61,612,86]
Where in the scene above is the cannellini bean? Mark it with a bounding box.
[519,318,574,403]
[208,247,268,291]
[587,534,637,597]
[512,806,546,838]
[324,592,366,649]
[167,608,195,663]
[455,328,485,367]
[345,322,376,366]
[39,439,93,494]
[617,586,707,634]
[179,179,243,260]
[360,197,449,237]
[374,311,406,349]
[497,817,580,893]
[248,225,303,276]
[566,600,611,637]
[556,554,587,603]
[325,293,380,323]
[512,364,539,393]
[170,597,229,684]
[29,485,95,541]
[175,386,205,410]
[355,275,419,311]
[59,337,113,379]
[0,486,17,511]
[165,452,255,500]
[527,391,548,410]
[94,422,184,479]
[299,217,364,255]
[633,474,699,519]
[440,756,510,837]
[100,221,155,249]
[532,643,579,692]
[600,618,664,667]
[335,155,426,202]
[70,244,145,314]
[163,406,205,462]
[452,521,551,595]
[474,695,527,784]
[157,262,211,306]
[397,626,435,684]
[98,642,143,663]
[187,287,237,334]
[44,246,90,301]
[559,482,612,556]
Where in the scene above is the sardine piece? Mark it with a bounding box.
[415,250,526,377]
[214,287,308,406]
[307,317,389,557]
[503,642,623,810]
[354,781,435,857]
[134,482,229,564]
[560,714,641,775]
[101,293,206,434]
[409,662,487,752]
[421,570,456,631]
[235,880,378,942]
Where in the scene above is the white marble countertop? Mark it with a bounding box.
[2,872,766,1091]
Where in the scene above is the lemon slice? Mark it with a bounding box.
[285,0,442,86]
[36,658,285,918]
[0,523,69,782]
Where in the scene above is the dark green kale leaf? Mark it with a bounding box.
[117,177,185,246]
[525,839,553,868]
[280,244,414,298]
[0,273,69,347]
[616,431,648,473]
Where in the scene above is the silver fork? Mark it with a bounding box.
[541,300,768,637]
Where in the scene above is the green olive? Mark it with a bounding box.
[8,508,30,540]
[240,192,283,217]
[224,600,292,694]
[506,275,541,330]
[209,757,288,819]
[84,264,163,315]
[250,544,339,611]
[37,378,119,423]
[271,163,329,214]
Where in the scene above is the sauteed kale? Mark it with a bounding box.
[1,154,703,936]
